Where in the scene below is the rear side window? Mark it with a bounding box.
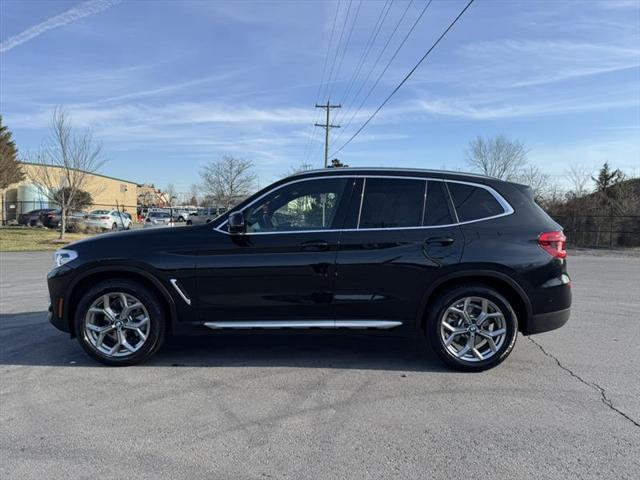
[424,181,454,226]
[359,178,425,229]
[447,182,505,222]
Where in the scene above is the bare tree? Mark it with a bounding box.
[565,163,592,197]
[200,155,257,209]
[514,165,552,200]
[164,183,177,206]
[188,183,200,206]
[28,107,104,239]
[465,135,528,180]
[284,161,315,178]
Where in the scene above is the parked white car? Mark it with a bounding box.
[85,210,132,231]
[143,211,174,228]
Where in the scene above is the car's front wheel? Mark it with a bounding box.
[426,284,518,372]
[74,280,166,366]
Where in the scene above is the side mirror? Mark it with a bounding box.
[228,211,246,234]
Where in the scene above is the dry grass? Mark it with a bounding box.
[0,227,91,252]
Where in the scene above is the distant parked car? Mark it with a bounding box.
[186,207,226,225]
[85,210,132,231]
[19,208,55,226]
[40,209,87,229]
[173,208,197,222]
[143,211,174,229]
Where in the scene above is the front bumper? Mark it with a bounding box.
[48,301,69,332]
[47,265,74,334]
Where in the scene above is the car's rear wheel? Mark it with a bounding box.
[111,222,118,230]
[426,284,517,372]
[74,280,166,366]
[186,220,192,225]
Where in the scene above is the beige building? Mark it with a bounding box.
[2,162,139,223]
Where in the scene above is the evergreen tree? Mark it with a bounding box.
[0,115,24,189]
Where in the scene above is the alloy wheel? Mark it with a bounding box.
[439,296,507,362]
[83,292,151,358]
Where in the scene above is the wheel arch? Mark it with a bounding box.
[64,266,177,338]
[418,270,532,333]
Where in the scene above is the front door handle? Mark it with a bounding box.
[424,236,455,246]
[300,240,330,251]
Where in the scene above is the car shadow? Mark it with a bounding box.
[0,311,451,373]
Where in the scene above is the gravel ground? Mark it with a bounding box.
[1,251,638,479]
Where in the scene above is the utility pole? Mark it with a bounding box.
[315,101,341,168]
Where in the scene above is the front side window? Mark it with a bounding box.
[447,182,505,222]
[359,178,425,229]
[244,178,348,233]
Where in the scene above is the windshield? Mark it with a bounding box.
[91,210,110,215]
[149,212,171,218]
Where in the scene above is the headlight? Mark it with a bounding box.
[54,249,78,267]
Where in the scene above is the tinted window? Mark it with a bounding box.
[245,178,348,232]
[424,181,454,226]
[359,178,425,229]
[447,182,504,222]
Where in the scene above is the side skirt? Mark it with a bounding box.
[203,320,402,330]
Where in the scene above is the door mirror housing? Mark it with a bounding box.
[228,211,246,234]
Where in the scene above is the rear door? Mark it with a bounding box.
[333,177,463,328]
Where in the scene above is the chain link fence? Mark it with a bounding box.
[552,214,640,248]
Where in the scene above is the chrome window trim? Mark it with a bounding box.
[214,174,514,235]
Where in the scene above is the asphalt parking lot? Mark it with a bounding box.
[1,250,639,479]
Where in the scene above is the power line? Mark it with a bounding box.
[334,0,418,143]
[334,0,433,146]
[303,0,342,164]
[336,0,394,116]
[327,0,363,102]
[322,0,353,103]
[331,0,476,156]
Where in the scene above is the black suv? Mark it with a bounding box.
[48,168,571,371]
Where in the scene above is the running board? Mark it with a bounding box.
[203,320,402,330]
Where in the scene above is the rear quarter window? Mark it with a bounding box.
[447,182,505,222]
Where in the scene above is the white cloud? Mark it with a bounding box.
[457,40,640,88]
[0,0,121,53]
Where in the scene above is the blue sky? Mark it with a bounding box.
[1,0,639,193]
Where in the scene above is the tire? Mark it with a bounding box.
[112,222,118,230]
[186,220,192,226]
[74,279,166,366]
[426,284,518,372]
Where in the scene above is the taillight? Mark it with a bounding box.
[538,231,567,259]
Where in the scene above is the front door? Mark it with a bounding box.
[333,177,464,327]
[196,176,355,324]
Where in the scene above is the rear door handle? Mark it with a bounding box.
[424,236,455,246]
[300,240,330,251]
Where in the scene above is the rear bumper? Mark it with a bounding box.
[526,307,570,335]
